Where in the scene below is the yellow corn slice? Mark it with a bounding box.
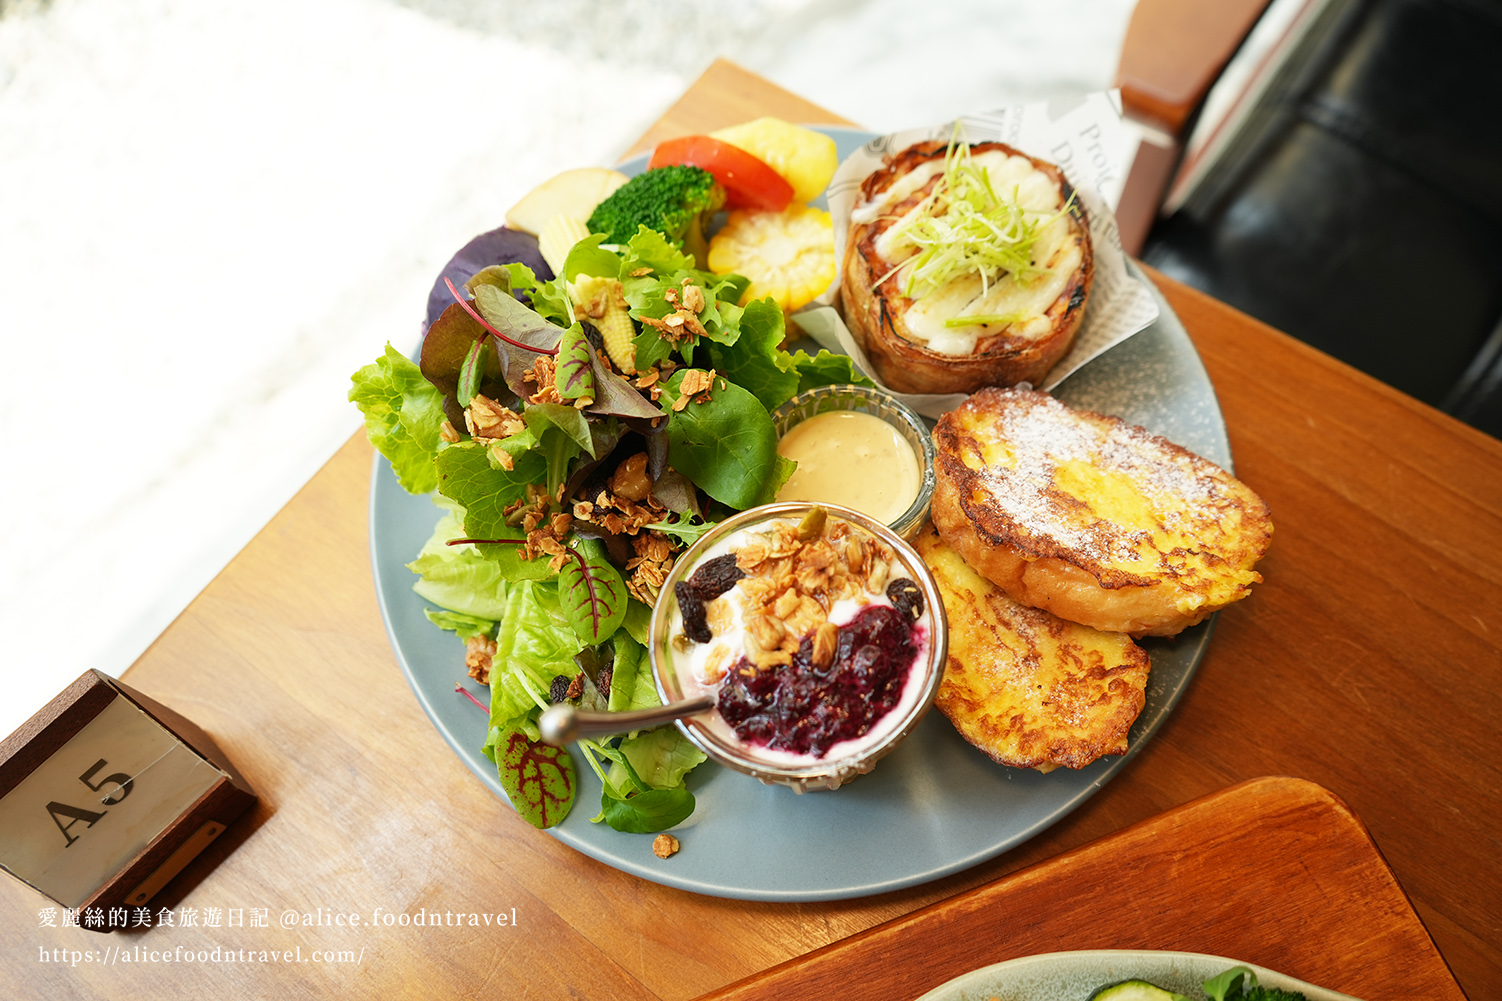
[707,204,836,313]
[539,213,591,276]
[569,274,636,374]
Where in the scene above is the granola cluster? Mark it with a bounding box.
[521,356,563,406]
[454,396,688,591]
[444,368,697,643]
[638,279,708,344]
[573,472,681,604]
[625,531,676,606]
[685,511,899,681]
[454,394,525,469]
[496,484,576,572]
[670,368,718,413]
[465,633,498,684]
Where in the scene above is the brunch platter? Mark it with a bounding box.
[362,122,1245,900]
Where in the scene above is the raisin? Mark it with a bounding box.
[687,553,744,600]
[596,664,613,702]
[676,580,712,644]
[548,675,572,704]
[886,577,924,621]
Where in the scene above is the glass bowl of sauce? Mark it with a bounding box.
[771,384,936,540]
[650,501,947,793]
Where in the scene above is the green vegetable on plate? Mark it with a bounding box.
[1089,965,1311,1001]
[585,163,725,268]
[349,181,867,838]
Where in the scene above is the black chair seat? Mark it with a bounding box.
[1142,0,1502,437]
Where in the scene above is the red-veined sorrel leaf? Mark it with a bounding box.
[457,336,487,406]
[554,323,596,403]
[557,537,626,646]
[496,730,575,829]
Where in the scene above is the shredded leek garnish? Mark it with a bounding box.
[879,133,1071,304]
[943,313,1023,329]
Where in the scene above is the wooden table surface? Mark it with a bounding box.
[703,776,1465,1001]
[4,60,1498,999]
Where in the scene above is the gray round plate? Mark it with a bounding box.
[914,950,1360,1001]
[369,127,1228,901]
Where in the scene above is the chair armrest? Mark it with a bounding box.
[1116,0,1273,135]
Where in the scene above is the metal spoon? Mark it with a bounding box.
[538,695,716,746]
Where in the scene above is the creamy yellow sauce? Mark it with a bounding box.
[775,411,921,524]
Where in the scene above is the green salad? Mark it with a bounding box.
[350,211,867,836]
[1091,964,1313,1001]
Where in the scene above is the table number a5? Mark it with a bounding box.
[0,670,256,927]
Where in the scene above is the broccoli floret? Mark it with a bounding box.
[586,164,725,265]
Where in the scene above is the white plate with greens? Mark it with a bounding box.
[369,126,1230,901]
[915,950,1362,1001]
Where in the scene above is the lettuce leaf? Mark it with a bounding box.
[620,599,653,650]
[408,499,552,622]
[661,369,790,509]
[617,726,706,790]
[486,579,586,737]
[706,297,799,411]
[434,439,547,543]
[606,626,659,712]
[588,726,705,833]
[596,779,695,833]
[621,226,696,276]
[792,347,875,392]
[561,231,621,282]
[349,343,447,494]
[423,608,497,641]
[491,729,576,829]
[619,229,750,362]
[556,537,628,647]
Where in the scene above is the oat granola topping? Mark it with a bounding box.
[465,394,526,440]
[677,511,899,673]
[678,367,716,399]
[522,356,563,405]
[465,634,498,684]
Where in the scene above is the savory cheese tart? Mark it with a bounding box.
[931,387,1273,637]
[841,140,1092,394]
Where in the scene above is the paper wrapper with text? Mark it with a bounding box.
[794,91,1157,418]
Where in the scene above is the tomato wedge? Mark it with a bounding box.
[648,135,795,212]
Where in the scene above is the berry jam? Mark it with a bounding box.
[715,604,919,758]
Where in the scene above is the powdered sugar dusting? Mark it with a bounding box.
[953,388,1242,575]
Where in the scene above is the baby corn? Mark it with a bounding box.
[569,274,636,374]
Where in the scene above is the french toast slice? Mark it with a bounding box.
[841,140,1092,395]
[931,387,1272,637]
[916,524,1149,771]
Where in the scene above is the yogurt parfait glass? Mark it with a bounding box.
[650,501,947,792]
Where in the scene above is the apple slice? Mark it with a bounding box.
[504,167,630,236]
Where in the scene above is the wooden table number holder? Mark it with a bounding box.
[0,669,256,928]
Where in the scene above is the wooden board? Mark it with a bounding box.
[698,777,1464,1001]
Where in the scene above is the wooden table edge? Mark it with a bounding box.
[693,775,1465,1000]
